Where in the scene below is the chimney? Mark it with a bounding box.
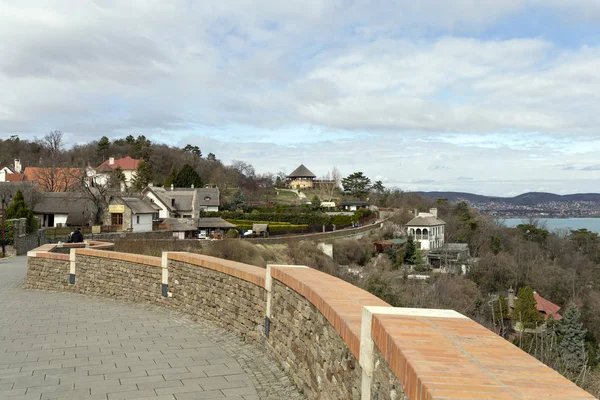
[148,182,153,187]
[171,184,174,191]
[109,157,115,165]
[507,287,515,309]
[414,208,419,217]
[191,183,194,189]
[14,159,22,173]
[430,208,438,218]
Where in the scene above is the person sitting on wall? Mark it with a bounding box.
[70,228,84,243]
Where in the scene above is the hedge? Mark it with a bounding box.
[1,220,14,245]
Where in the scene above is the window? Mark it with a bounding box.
[136,215,140,224]
[111,213,123,225]
[204,196,211,201]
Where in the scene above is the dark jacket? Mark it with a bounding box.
[71,230,84,243]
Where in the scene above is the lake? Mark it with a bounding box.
[500,218,600,233]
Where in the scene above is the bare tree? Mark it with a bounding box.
[40,130,64,157]
[322,166,341,201]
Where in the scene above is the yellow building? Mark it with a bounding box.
[287,164,316,189]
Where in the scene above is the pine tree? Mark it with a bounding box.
[559,303,588,376]
[511,286,543,330]
[132,160,153,191]
[173,164,202,188]
[403,236,416,264]
[164,165,179,188]
[230,189,247,211]
[5,190,35,233]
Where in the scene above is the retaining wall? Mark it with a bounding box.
[25,243,595,400]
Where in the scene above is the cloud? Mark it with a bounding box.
[457,177,474,181]
[581,164,600,171]
[3,1,600,195]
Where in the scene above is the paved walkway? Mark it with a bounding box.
[0,257,303,400]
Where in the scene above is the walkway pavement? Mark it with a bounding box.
[0,257,303,400]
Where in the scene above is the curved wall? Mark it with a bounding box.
[26,243,595,400]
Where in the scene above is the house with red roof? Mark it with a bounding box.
[506,288,562,333]
[86,156,140,190]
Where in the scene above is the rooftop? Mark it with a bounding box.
[288,164,316,178]
[98,156,140,171]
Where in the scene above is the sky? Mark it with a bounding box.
[2,1,600,196]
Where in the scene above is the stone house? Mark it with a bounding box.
[143,186,220,219]
[406,208,445,251]
[104,197,160,232]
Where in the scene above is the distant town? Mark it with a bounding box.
[417,191,600,218]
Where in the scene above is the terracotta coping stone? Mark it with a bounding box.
[35,252,69,261]
[271,266,389,360]
[372,313,596,400]
[75,249,162,267]
[167,253,266,288]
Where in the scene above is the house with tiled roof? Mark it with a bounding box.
[406,208,446,250]
[87,156,140,190]
[0,159,22,182]
[23,167,82,192]
[142,185,220,219]
[287,164,317,189]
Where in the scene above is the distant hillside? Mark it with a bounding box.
[414,191,600,205]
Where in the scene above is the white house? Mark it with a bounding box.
[0,159,22,182]
[143,186,220,219]
[87,156,139,190]
[105,197,159,232]
[406,208,445,250]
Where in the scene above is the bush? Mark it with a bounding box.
[1,220,14,246]
[286,241,338,275]
[333,237,374,266]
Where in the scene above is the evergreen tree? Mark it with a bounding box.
[207,152,217,162]
[132,160,153,191]
[107,167,126,191]
[97,136,110,161]
[164,165,179,188]
[230,188,247,211]
[403,236,416,264]
[341,171,372,199]
[311,195,321,209]
[512,286,543,330]
[559,303,588,375]
[173,164,202,188]
[5,190,35,233]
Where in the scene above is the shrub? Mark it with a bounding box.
[286,241,338,275]
[333,237,374,266]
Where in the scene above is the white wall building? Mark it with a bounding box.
[143,186,220,219]
[406,208,446,251]
[87,156,139,190]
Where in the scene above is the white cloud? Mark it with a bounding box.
[3,1,600,194]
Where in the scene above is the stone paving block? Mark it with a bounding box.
[174,390,225,399]
[107,389,158,400]
[1,256,304,400]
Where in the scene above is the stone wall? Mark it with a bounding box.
[74,252,163,304]
[14,229,47,255]
[167,257,266,342]
[268,279,361,399]
[370,347,405,400]
[26,254,70,291]
[25,243,597,400]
